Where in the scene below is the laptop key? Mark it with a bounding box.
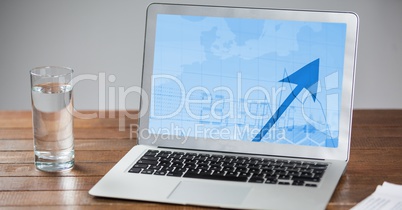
[128,167,142,173]
[278,182,290,185]
[167,172,183,177]
[149,165,162,170]
[309,165,328,170]
[249,177,265,183]
[137,160,158,165]
[183,163,197,169]
[140,156,159,161]
[183,172,248,182]
[265,179,278,184]
[313,171,325,178]
[144,150,159,157]
[213,171,225,176]
[133,163,149,168]
[156,153,170,158]
[292,180,305,186]
[278,175,291,180]
[292,176,320,182]
[141,169,155,174]
[154,170,167,175]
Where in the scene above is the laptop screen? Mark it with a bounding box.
[140,4,358,159]
[147,13,346,148]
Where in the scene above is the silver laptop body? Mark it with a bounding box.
[89,3,358,210]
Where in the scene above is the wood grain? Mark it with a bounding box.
[1,110,402,209]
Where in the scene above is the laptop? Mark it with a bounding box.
[89,3,359,210]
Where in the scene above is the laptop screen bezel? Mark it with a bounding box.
[138,3,358,161]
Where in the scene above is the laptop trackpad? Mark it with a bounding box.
[168,181,251,206]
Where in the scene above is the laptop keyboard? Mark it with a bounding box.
[128,149,328,187]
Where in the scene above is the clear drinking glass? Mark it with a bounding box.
[30,66,74,172]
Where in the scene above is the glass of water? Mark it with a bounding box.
[30,66,74,172]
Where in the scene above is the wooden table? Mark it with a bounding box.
[1,110,402,209]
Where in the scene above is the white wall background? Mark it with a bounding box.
[0,0,401,110]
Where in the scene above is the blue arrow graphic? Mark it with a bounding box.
[252,58,320,142]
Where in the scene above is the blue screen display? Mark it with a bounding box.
[148,14,346,148]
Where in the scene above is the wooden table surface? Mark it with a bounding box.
[1,110,402,209]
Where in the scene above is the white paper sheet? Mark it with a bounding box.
[351,182,402,210]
